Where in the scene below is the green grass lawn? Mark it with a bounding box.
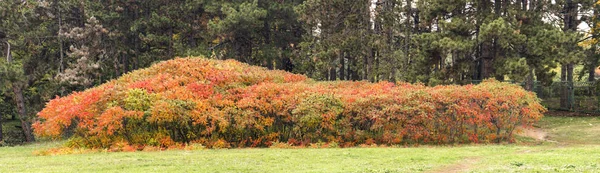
[537,116,600,145]
[1,115,600,173]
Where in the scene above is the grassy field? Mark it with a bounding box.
[1,115,600,173]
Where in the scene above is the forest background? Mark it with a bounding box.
[0,0,598,144]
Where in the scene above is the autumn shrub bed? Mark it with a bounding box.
[33,57,545,150]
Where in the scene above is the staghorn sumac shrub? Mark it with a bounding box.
[33,57,545,150]
[292,94,344,142]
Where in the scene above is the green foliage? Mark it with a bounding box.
[209,1,267,35]
[123,89,156,112]
[292,94,343,141]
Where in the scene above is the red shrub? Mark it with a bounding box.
[34,57,545,149]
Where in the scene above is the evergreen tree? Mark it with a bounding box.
[295,0,372,81]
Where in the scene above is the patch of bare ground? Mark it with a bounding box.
[428,157,480,173]
[518,127,547,141]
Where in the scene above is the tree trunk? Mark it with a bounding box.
[168,26,174,59]
[364,55,369,80]
[369,49,375,82]
[114,52,121,77]
[376,53,382,82]
[591,5,599,82]
[351,57,360,80]
[347,56,352,80]
[339,53,345,80]
[263,19,274,70]
[5,41,11,63]
[0,115,3,141]
[404,0,412,82]
[12,83,35,142]
[525,68,535,90]
[57,0,64,74]
[494,0,501,16]
[567,63,574,109]
[589,58,596,82]
[560,0,576,110]
[329,65,336,81]
[5,40,34,142]
[560,64,568,109]
[124,53,130,73]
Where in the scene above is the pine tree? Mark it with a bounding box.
[295,0,372,81]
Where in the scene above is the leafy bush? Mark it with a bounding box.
[33,57,545,149]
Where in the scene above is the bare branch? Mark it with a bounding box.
[577,34,599,43]
[5,41,12,63]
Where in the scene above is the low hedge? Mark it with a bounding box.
[34,57,545,149]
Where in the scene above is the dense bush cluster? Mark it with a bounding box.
[33,57,545,149]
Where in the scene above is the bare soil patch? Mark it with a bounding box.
[518,127,547,141]
[428,157,480,173]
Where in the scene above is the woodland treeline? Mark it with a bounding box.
[0,0,599,143]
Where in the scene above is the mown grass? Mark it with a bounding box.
[1,115,599,173]
[536,116,600,144]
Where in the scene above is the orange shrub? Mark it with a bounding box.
[33,57,545,149]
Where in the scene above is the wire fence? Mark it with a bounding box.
[471,80,600,113]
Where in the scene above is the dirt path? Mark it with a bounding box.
[429,128,549,173]
[427,157,480,173]
[518,127,547,141]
